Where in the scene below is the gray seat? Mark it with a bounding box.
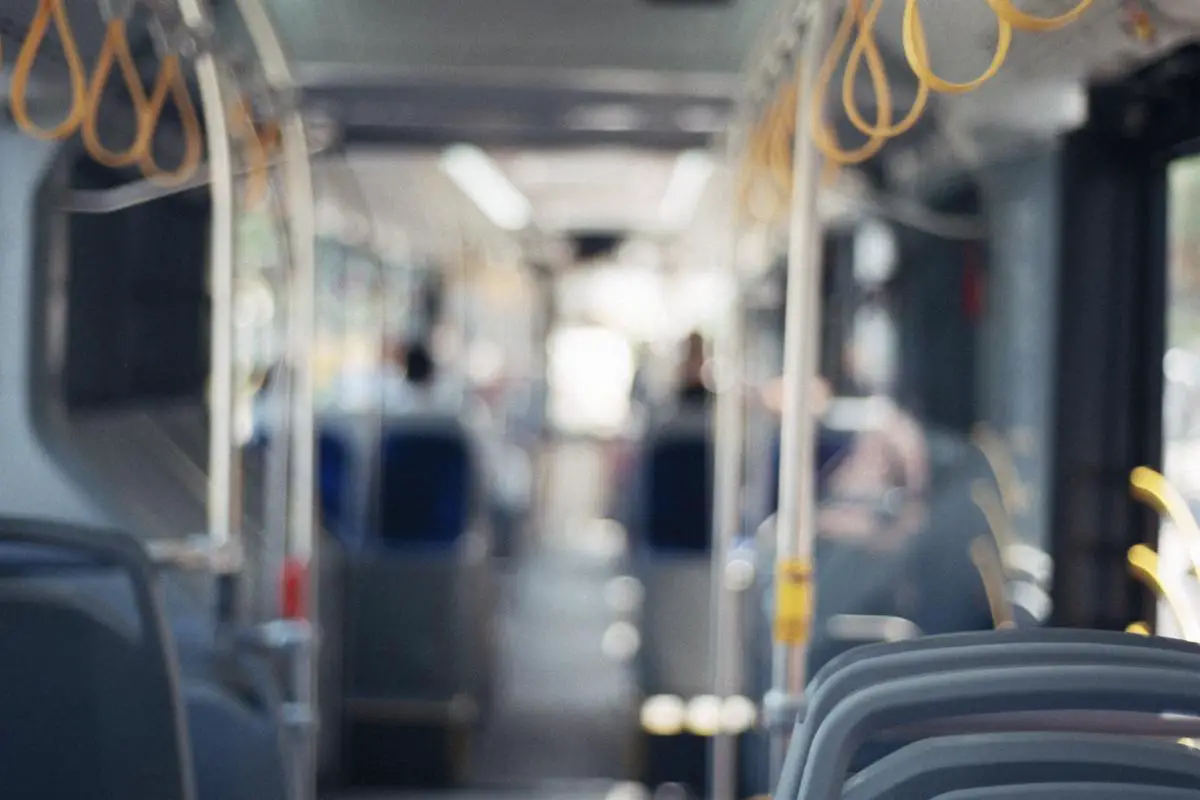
[337,413,495,786]
[0,518,287,800]
[797,664,1200,800]
[186,683,286,800]
[843,733,1200,800]
[0,519,194,800]
[935,783,1200,800]
[776,629,1200,800]
[636,412,713,697]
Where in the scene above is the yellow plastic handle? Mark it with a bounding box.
[841,0,928,140]
[139,55,204,186]
[986,0,1093,32]
[810,0,891,166]
[82,19,153,168]
[1127,543,1200,641]
[902,0,1012,96]
[9,0,88,141]
[1130,466,1200,577]
[774,559,813,643]
[1125,621,1151,636]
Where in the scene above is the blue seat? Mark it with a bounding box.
[374,422,474,547]
[318,428,354,538]
[338,414,493,787]
[644,425,713,554]
[250,426,357,541]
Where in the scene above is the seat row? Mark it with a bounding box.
[775,628,1200,800]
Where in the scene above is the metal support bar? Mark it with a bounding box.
[234,2,319,798]
[769,0,836,787]
[59,136,335,214]
[709,134,749,800]
[174,0,242,586]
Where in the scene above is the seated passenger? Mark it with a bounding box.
[387,341,529,518]
[383,340,463,415]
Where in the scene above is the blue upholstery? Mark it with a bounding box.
[251,428,356,541]
[375,426,473,547]
[644,424,712,554]
[318,428,353,538]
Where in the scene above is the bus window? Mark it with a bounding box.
[1159,155,1200,637]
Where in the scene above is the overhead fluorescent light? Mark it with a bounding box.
[658,149,714,228]
[439,144,532,232]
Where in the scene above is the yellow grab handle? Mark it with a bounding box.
[1130,466,1200,577]
[774,559,813,643]
[1125,621,1151,636]
[82,19,153,168]
[902,0,1012,96]
[810,0,891,167]
[841,0,928,139]
[986,0,1093,32]
[139,55,204,186]
[10,0,88,141]
[1127,544,1200,642]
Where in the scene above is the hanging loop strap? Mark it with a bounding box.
[82,18,154,167]
[139,54,204,185]
[10,0,89,141]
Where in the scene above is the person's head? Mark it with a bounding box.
[404,340,435,386]
[384,339,406,369]
[681,331,707,388]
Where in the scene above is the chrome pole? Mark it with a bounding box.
[768,0,835,787]
[174,0,241,579]
[234,1,318,797]
[709,136,748,800]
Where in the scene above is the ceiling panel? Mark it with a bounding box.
[494,148,680,233]
[266,0,777,76]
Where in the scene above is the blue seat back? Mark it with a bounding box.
[251,426,356,540]
[318,428,352,537]
[644,415,712,554]
[374,416,475,547]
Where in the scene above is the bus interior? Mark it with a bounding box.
[6,0,1200,799]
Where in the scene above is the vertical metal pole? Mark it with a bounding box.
[174,0,241,577]
[234,2,318,798]
[769,0,835,787]
[709,140,748,800]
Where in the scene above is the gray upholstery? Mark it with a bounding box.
[343,539,494,715]
[776,630,1200,800]
[0,520,286,800]
[185,683,287,800]
[635,411,713,699]
[843,733,1200,800]
[339,412,495,724]
[799,664,1200,800]
[935,783,1200,800]
[0,518,195,800]
[0,587,192,800]
[640,558,712,696]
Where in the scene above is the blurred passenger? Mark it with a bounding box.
[677,331,713,409]
[382,339,462,414]
[387,339,532,527]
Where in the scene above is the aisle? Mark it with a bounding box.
[467,440,638,788]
